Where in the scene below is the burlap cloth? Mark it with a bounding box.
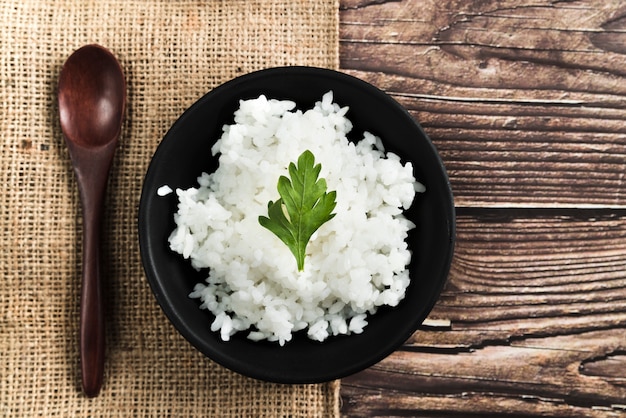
[0,1,340,416]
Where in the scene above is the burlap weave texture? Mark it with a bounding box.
[0,1,339,416]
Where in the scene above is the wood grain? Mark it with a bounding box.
[339,0,626,416]
[340,0,626,208]
[341,211,626,416]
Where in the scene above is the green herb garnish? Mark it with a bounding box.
[258,150,337,271]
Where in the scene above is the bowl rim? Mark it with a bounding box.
[138,66,456,383]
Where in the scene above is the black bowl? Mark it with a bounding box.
[138,66,455,384]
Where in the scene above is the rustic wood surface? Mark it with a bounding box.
[339,0,626,416]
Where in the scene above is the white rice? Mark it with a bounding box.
[168,91,424,345]
[157,185,173,196]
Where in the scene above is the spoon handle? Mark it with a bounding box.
[80,197,105,398]
[72,146,115,398]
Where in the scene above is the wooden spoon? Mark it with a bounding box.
[58,44,126,397]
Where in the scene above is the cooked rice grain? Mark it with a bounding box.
[169,92,424,345]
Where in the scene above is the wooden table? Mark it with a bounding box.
[338,0,626,416]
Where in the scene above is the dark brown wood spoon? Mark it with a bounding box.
[58,44,126,398]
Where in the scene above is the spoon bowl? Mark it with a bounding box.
[58,44,126,397]
[59,45,125,148]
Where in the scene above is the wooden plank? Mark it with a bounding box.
[340,210,626,416]
[342,330,626,417]
[339,0,626,207]
[338,1,626,415]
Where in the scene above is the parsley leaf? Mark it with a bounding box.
[258,150,337,271]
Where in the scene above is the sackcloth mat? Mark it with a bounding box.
[0,1,340,416]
